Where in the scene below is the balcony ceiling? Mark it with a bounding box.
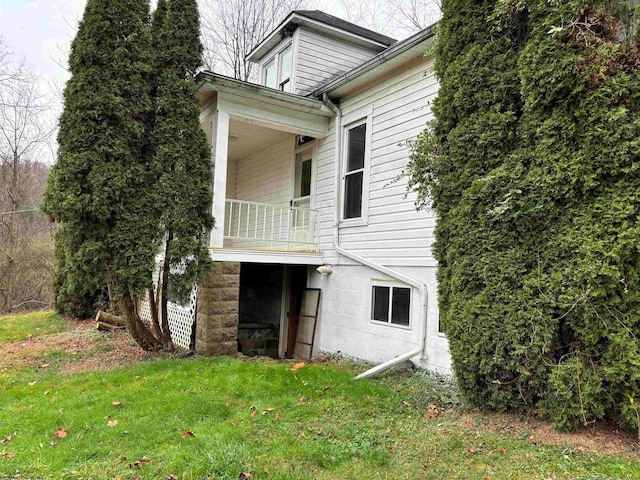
[228,119,292,162]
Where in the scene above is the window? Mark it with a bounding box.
[371,285,411,327]
[279,48,292,92]
[263,46,293,92]
[344,123,366,219]
[264,61,277,89]
[340,106,372,224]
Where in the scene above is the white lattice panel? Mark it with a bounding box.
[138,257,198,350]
[166,286,198,349]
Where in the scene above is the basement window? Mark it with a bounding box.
[371,285,411,327]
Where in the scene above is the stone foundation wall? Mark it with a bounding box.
[195,261,240,355]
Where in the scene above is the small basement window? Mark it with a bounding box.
[371,285,411,326]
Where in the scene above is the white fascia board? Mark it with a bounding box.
[311,25,436,99]
[247,13,391,63]
[197,72,333,117]
[210,248,324,266]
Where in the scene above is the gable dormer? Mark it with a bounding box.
[247,10,396,96]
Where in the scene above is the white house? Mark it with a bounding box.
[189,10,451,374]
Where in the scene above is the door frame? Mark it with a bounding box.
[278,265,309,359]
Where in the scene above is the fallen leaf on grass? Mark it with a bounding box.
[262,408,275,416]
[2,452,16,458]
[238,472,252,479]
[2,435,11,443]
[107,420,118,427]
[40,364,50,368]
[402,401,412,407]
[424,412,440,419]
[131,457,152,467]
[429,404,440,410]
[28,381,36,386]
[54,428,68,439]
[250,411,257,419]
[290,362,306,371]
[389,447,396,453]
[112,401,122,406]
[467,447,476,453]
[180,431,195,438]
[168,475,178,480]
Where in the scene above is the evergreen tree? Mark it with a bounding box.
[152,0,213,347]
[408,0,640,432]
[44,0,212,350]
[43,0,162,348]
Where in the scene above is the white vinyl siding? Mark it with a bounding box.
[315,58,439,267]
[234,137,294,205]
[295,28,380,95]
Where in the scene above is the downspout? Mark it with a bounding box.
[321,94,429,379]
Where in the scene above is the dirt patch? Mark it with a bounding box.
[457,411,640,459]
[0,319,147,374]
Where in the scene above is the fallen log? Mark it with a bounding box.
[96,321,126,332]
[95,310,127,327]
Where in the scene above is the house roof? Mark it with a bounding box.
[246,10,396,62]
[310,23,436,99]
[293,11,396,46]
[197,72,333,117]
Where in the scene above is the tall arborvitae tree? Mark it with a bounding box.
[43,0,162,348]
[152,0,213,348]
[408,0,640,432]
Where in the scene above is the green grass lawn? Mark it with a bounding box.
[0,310,68,342]
[1,313,639,479]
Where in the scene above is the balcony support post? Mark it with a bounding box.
[210,110,230,248]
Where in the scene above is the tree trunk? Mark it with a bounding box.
[120,290,161,351]
[95,310,127,327]
[148,287,172,348]
[96,321,126,332]
[5,152,19,313]
[159,232,174,350]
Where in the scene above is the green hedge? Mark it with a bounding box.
[408,0,640,431]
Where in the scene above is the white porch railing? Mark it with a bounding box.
[223,199,318,252]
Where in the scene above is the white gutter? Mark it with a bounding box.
[321,94,429,379]
[312,25,436,99]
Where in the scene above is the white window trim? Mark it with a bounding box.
[369,280,412,330]
[261,40,294,92]
[340,105,373,227]
[289,137,317,210]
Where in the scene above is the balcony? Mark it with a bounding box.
[223,199,318,252]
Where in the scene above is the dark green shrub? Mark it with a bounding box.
[408,0,640,431]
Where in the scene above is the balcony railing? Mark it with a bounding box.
[223,199,318,252]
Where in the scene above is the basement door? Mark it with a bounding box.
[281,265,308,359]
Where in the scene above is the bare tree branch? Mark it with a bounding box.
[199,0,316,81]
[0,38,56,313]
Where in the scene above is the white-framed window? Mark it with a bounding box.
[371,283,411,327]
[262,45,293,93]
[341,106,373,224]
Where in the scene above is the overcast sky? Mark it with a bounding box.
[0,0,347,86]
[0,0,433,164]
[0,0,86,81]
